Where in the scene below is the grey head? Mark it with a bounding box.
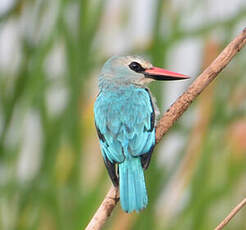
[98,55,189,89]
[98,55,153,89]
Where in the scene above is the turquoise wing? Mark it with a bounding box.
[94,87,155,182]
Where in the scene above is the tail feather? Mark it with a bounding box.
[119,157,148,212]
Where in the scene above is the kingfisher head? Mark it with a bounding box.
[98,55,189,88]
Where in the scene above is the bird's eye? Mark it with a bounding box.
[128,62,145,73]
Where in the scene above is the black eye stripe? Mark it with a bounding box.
[128,61,145,73]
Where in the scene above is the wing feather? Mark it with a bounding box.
[94,86,155,169]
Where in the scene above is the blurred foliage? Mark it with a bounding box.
[0,0,246,230]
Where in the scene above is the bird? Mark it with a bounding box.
[94,55,189,213]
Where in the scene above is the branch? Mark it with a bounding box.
[85,186,119,230]
[214,198,246,230]
[85,28,246,230]
[155,27,246,143]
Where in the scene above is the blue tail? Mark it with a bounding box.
[119,157,148,212]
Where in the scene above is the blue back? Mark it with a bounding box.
[94,85,155,212]
[94,85,155,161]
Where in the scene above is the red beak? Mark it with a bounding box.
[144,67,189,81]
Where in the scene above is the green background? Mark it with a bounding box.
[0,0,246,229]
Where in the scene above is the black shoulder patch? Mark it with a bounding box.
[95,123,107,143]
[150,111,155,132]
[104,155,119,186]
[141,144,155,170]
[144,88,155,132]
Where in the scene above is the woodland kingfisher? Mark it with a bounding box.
[94,56,189,213]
